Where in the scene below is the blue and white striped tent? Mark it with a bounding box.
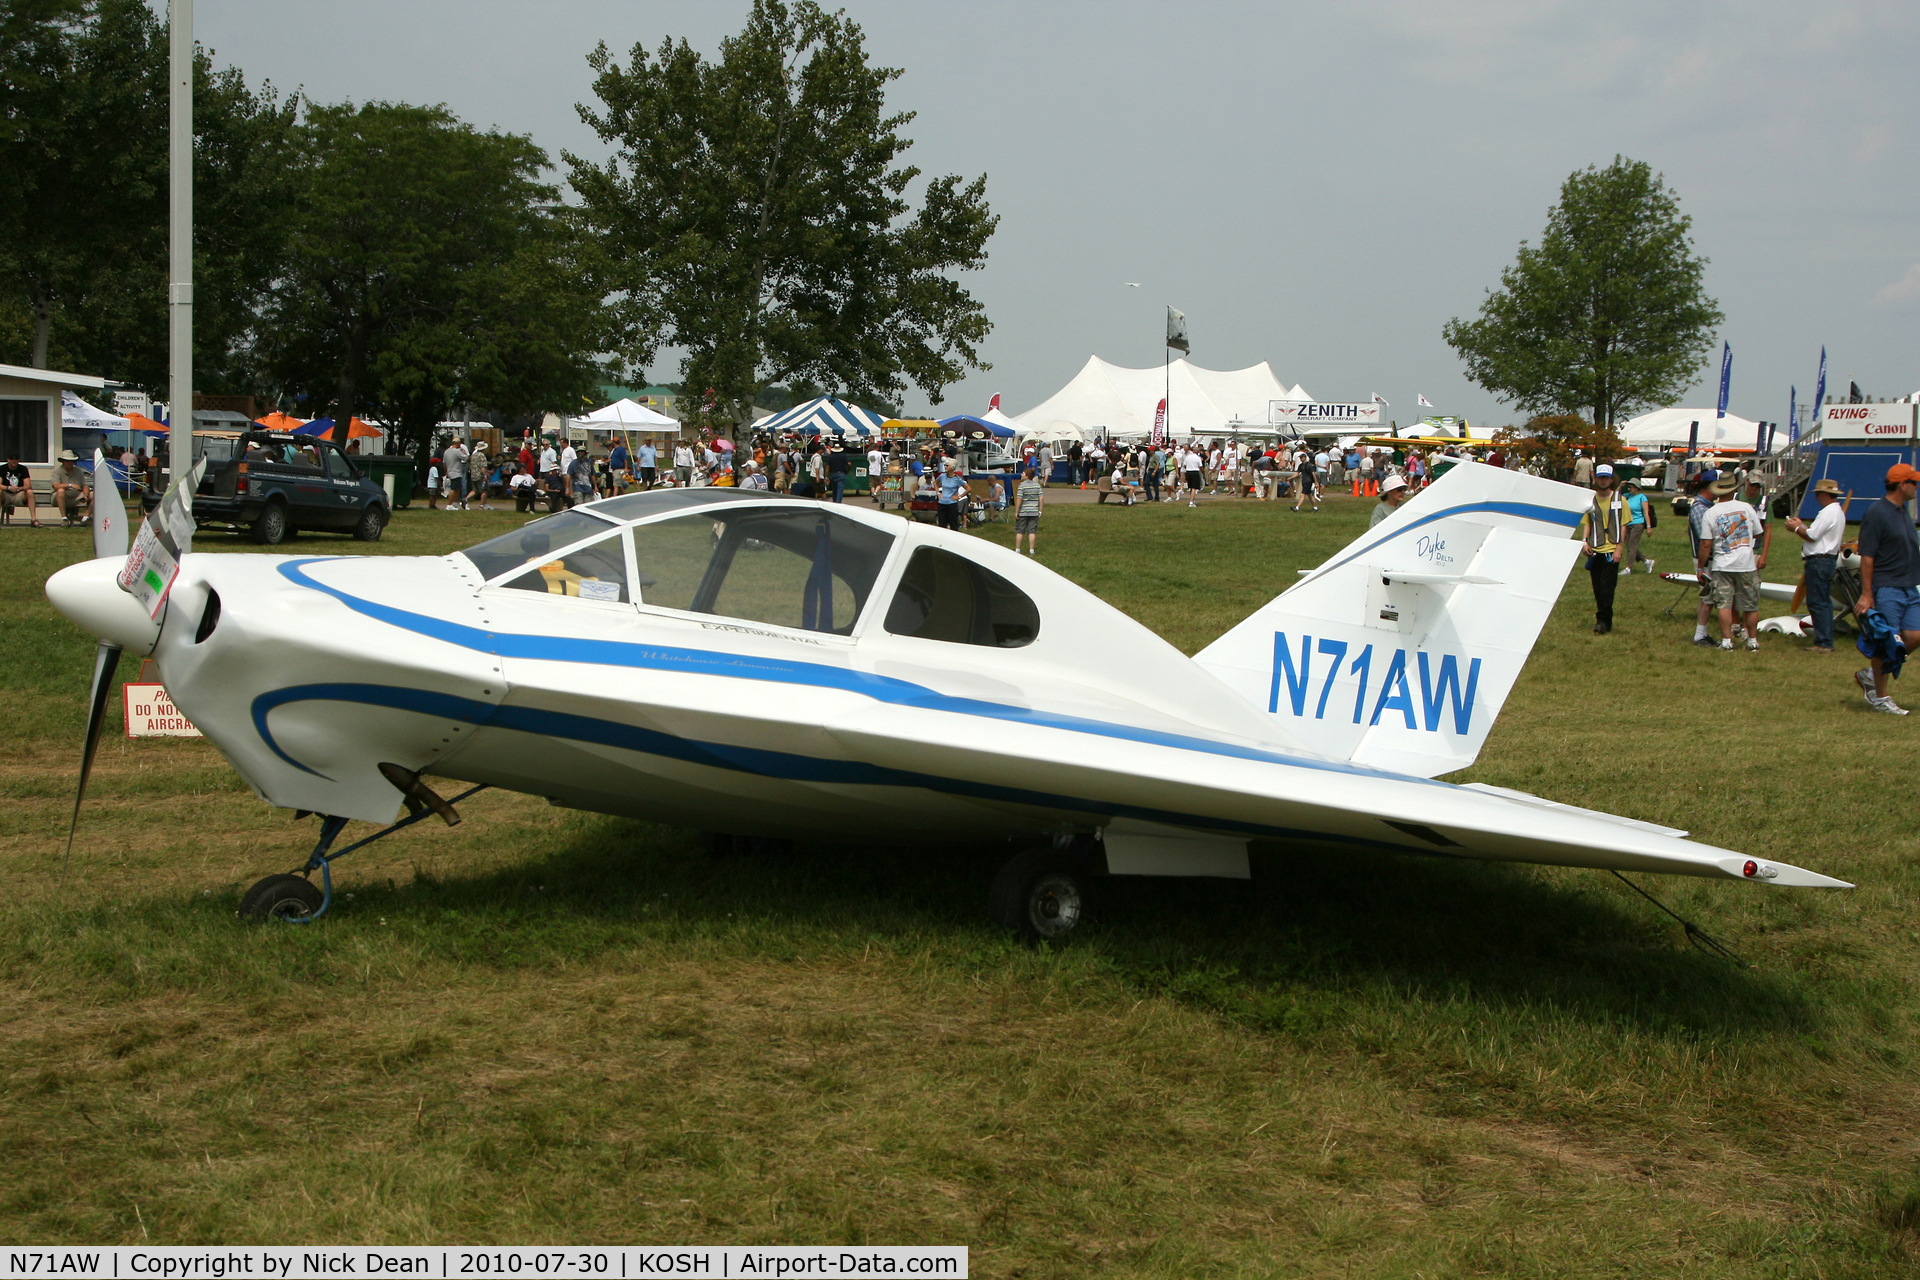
[757,395,888,437]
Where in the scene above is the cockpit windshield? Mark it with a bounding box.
[459,511,619,581]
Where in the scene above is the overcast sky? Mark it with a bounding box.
[194,0,1920,428]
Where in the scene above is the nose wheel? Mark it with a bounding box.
[236,776,491,924]
[238,873,323,922]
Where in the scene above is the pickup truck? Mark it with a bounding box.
[172,431,390,544]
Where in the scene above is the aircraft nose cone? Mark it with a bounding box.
[46,557,163,654]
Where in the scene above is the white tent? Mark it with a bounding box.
[575,397,680,433]
[1618,407,1761,450]
[1012,356,1305,439]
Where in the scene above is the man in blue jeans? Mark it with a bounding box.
[1853,463,1920,713]
[826,444,851,502]
[1785,478,1846,654]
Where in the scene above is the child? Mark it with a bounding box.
[1014,465,1044,555]
[425,460,440,510]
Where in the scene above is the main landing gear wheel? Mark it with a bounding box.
[990,850,1093,945]
[238,873,323,922]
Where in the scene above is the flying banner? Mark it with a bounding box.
[1166,308,1189,355]
[1268,401,1385,428]
[1151,398,1166,448]
[1813,347,1827,428]
[117,457,204,620]
[1789,386,1798,444]
[1715,342,1732,420]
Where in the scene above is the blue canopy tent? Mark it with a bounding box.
[757,395,887,438]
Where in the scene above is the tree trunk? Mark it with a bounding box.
[28,284,52,369]
[331,319,366,450]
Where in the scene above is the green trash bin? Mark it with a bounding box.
[357,455,418,509]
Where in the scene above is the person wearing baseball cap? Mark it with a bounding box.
[1786,478,1848,653]
[1575,463,1625,634]
[1852,463,1920,712]
[1369,472,1409,528]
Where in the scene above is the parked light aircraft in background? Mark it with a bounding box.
[47,461,1849,940]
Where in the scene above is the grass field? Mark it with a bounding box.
[3,490,1918,1276]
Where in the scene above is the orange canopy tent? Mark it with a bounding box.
[255,411,306,432]
[123,412,168,435]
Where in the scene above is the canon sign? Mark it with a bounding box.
[1819,403,1916,441]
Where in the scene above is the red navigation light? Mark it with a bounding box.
[1743,860,1758,878]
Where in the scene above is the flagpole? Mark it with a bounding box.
[167,0,192,477]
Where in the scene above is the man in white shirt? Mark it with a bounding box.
[1785,477,1847,653]
[1697,475,1766,651]
[867,443,888,498]
[673,441,694,486]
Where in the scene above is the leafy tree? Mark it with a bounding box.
[1490,415,1625,484]
[1443,157,1723,430]
[258,102,601,455]
[0,0,297,388]
[567,0,997,431]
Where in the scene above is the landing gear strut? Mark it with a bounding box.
[238,771,490,923]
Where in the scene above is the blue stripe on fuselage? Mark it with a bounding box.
[249,682,1418,851]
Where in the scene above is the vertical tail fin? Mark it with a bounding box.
[1194,463,1590,778]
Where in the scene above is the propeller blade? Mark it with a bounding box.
[62,640,123,880]
[92,448,128,561]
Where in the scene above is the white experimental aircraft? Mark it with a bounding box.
[48,459,1848,939]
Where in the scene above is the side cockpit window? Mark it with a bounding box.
[883,547,1039,648]
[629,507,894,633]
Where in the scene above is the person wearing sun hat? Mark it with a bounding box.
[1699,473,1766,650]
[1369,472,1409,527]
[1852,462,1920,713]
[1785,477,1847,653]
[47,449,91,525]
[1575,463,1626,634]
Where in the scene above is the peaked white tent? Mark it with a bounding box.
[62,390,130,432]
[575,397,679,433]
[1618,407,1761,450]
[1013,356,1305,439]
[980,405,1026,436]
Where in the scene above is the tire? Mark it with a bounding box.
[238,873,322,922]
[250,501,288,545]
[990,850,1093,944]
[353,503,387,542]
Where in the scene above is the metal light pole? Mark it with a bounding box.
[167,0,192,476]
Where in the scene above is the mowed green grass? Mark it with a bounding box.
[3,491,1919,1275]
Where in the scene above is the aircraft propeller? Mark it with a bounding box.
[62,451,134,876]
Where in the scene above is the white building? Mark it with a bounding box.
[0,362,107,470]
